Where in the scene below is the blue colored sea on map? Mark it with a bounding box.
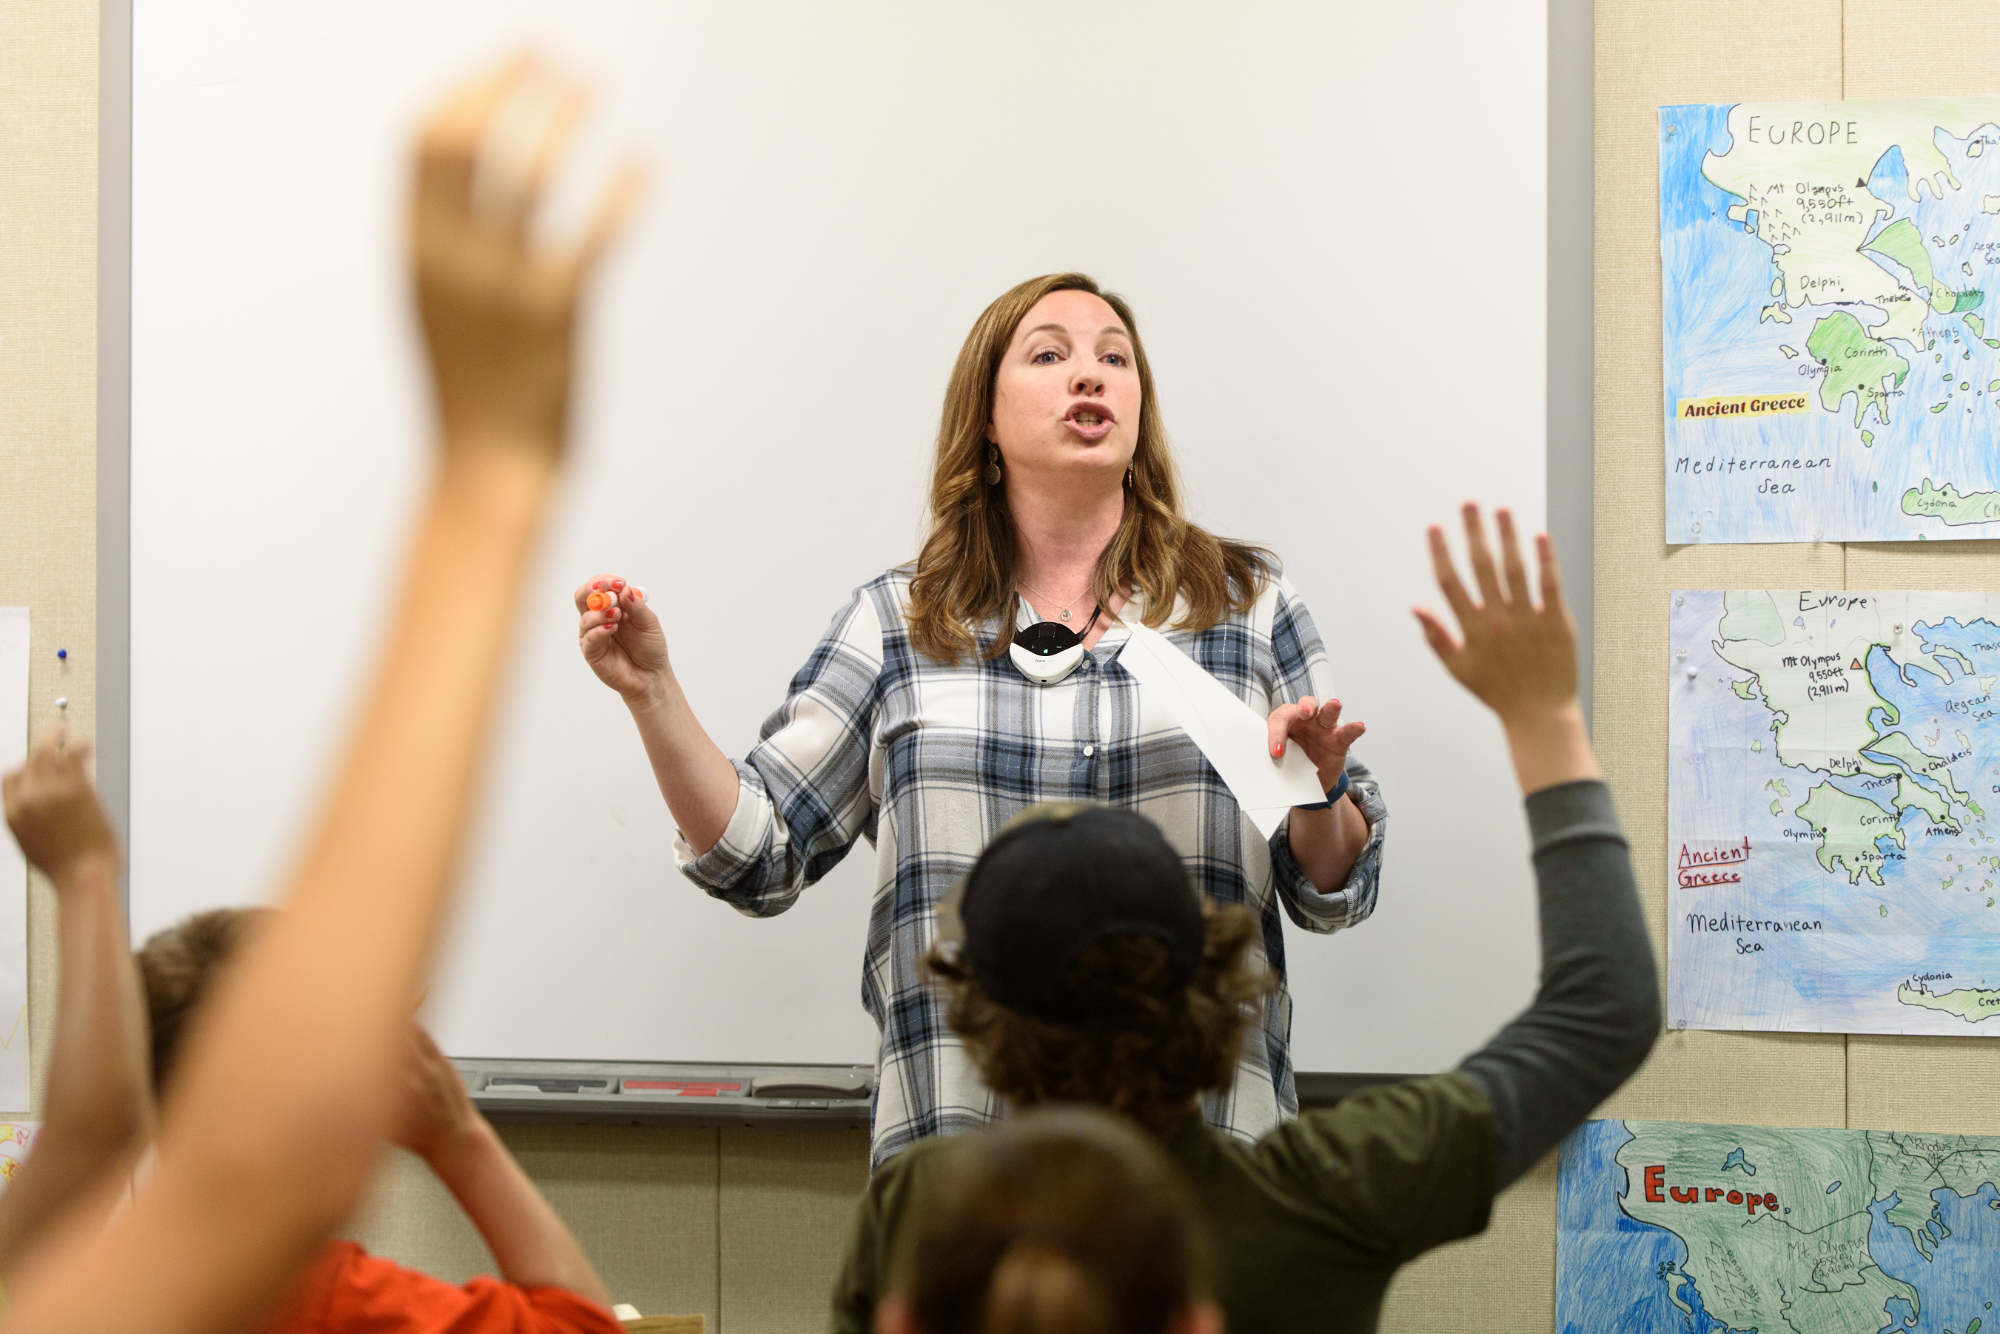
[1557,1121,1730,1334]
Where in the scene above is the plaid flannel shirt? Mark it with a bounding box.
[676,568,1387,1167]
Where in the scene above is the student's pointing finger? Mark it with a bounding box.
[1463,503,1504,606]
[416,51,537,216]
[564,160,648,293]
[1413,607,1460,665]
[1536,533,1567,616]
[504,85,589,245]
[1428,526,1475,624]
[1496,509,1532,608]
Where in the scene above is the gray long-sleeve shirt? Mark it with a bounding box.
[1460,778,1661,1185]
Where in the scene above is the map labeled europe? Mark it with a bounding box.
[1560,1118,2000,1334]
[1669,590,2000,1035]
[1663,100,2000,543]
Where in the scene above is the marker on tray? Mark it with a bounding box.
[483,1076,615,1095]
[621,1078,745,1098]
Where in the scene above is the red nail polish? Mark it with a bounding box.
[611,579,626,590]
[592,580,603,590]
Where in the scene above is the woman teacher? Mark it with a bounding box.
[575,274,1386,1167]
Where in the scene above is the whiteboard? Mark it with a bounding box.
[128,1,1550,1074]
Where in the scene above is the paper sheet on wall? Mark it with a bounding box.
[1117,618,1324,838]
[0,610,28,1112]
[1670,589,2000,1036]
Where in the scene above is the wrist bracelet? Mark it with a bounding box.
[1296,768,1351,811]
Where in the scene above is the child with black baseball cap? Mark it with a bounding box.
[833,505,1659,1334]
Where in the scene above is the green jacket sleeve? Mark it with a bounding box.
[830,1151,926,1334]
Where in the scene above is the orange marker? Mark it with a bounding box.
[586,592,609,612]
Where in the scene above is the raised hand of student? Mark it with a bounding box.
[1413,504,1596,794]
[392,1026,479,1163]
[0,731,150,1286]
[0,54,645,1334]
[412,54,643,467]
[3,732,118,884]
[394,1028,613,1305]
[575,573,670,703]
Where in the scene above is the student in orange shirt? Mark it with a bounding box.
[138,909,622,1334]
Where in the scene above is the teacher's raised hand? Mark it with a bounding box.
[575,575,669,703]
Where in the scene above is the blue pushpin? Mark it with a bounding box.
[55,649,66,661]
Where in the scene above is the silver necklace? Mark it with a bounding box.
[1017,577,1093,623]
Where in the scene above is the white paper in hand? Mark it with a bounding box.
[1117,616,1324,838]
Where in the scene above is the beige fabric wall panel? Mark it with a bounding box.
[1380,1161,1557,1331]
[716,1126,870,1334]
[1593,0,1848,1136]
[1848,1035,2000,1130]
[1844,2,2000,100]
[0,0,97,1107]
[349,1124,723,1323]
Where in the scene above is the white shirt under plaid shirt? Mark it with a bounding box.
[676,567,1387,1167]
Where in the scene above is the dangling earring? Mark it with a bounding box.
[985,445,1003,486]
[1124,463,1134,490]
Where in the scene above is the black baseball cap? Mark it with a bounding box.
[939,803,1206,1023]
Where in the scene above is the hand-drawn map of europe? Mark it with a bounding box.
[1560,1118,2000,1334]
[1669,590,2000,1035]
[1663,100,2000,543]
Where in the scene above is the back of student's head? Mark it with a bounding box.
[926,803,1274,1134]
[885,1107,1214,1334]
[135,907,271,1095]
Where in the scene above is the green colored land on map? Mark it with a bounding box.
[1797,782,1905,886]
[1897,982,2000,1023]
[1904,479,2000,526]
[1864,219,1985,313]
[1807,312,1910,426]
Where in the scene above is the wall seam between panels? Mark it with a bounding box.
[1840,0,1848,1134]
[715,1131,725,1333]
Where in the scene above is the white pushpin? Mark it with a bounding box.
[1684,666,1699,681]
[55,697,67,711]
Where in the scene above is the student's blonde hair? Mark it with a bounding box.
[906,273,1275,664]
[134,907,271,1096]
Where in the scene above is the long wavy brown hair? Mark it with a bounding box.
[907,273,1276,664]
[926,903,1274,1137]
